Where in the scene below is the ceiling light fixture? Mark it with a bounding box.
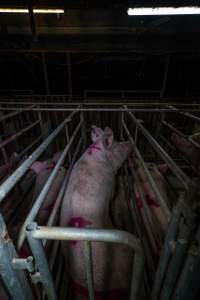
[0,8,64,14]
[127,6,200,16]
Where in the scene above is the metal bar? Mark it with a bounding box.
[159,212,196,300]
[152,197,184,300]
[0,119,40,149]
[160,55,170,98]
[163,120,200,150]
[168,105,200,122]
[28,5,37,38]
[18,118,82,249]
[26,223,57,300]
[0,214,34,300]
[0,105,35,122]
[84,241,95,300]
[0,107,198,112]
[27,224,144,300]
[123,120,171,221]
[126,110,190,189]
[0,101,200,107]
[0,110,77,203]
[46,136,83,229]
[42,53,50,95]
[28,225,143,253]
[67,52,72,101]
[19,135,43,157]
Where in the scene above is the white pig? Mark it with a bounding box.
[60,126,133,300]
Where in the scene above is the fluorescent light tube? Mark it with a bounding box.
[0,8,64,14]
[127,7,200,16]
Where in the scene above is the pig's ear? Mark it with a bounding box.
[91,125,104,142]
[102,127,114,148]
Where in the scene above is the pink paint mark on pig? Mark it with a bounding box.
[136,195,160,209]
[68,217,92,245]
[88,143,102,155]
[71,280,127,300]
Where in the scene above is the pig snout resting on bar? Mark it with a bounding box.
[60,126,133,300]
[171,132,200,169]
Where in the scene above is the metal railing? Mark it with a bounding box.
[26,223,145,300]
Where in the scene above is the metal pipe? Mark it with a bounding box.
[152,197,184,300]
[27,225,143,253]
[168,105,200,123]
[19,135,43,157]
[0,215,34,300]
[46,137,83,230]
[84,241,95,300]
[0,110,77,202]
[163,120,200,150]
[0,119,40,149]
[26,223,57,300]
[42,53,50,95]
[1,107,199,112]
[27,224,144,300]
[18,118,82,249]
[0,101,200,107]
[123,120,171,221]
[126,110,190,189]
[159,212,196,300]
[0,105,35,122]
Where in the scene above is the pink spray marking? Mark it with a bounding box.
[68,217,92,245]
[137,195,160,209]
[88,143,101,155]
[71,280,127,300]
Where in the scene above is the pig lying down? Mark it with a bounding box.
[60,126,133,300]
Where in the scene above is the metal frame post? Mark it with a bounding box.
[0,214,34,300]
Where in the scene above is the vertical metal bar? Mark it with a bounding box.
[160,55,170,98]
[67,52,72,101]
[26,223,57,300]
[42,53,50,95]
[84,241,95,300]
[130,252,145,300]
[81,111,87,149]
[0,214,34,300]
[152,197,184,300]
[28,5,37,39]
[66,124,72,166]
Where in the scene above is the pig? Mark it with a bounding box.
[60,126,133,300]
[134,163,169,236]
[171,132,200,170]
[0,152,20,182]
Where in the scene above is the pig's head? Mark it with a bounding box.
[89,126,133,172]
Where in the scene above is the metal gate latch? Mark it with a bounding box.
[12,256,35,273]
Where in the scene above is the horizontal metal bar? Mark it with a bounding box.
[1,101,200,107]
[1,107,200,113]
[0,105,35,122]
[123,120,171,221]
[0,110,77,203]
[18,119,82,249]
[126,110,190,189]
[27,225,143,253]
[0,119,40,149]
